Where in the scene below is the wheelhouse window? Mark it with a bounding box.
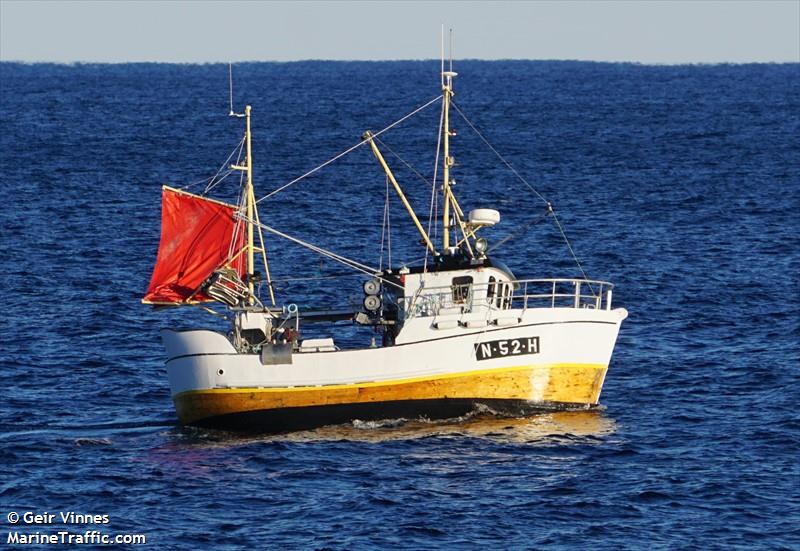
[487,276,496,302]
[498,282,512,309]
[451,276,473,303]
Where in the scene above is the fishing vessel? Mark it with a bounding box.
[144,65,628,432]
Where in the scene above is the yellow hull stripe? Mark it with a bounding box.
[174,363,608,425]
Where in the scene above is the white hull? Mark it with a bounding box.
[163,306,627,428]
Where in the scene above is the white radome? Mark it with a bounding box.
[469,208,501,226]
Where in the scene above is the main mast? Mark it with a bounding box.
[442,70,455,252]
[245,105,255,302]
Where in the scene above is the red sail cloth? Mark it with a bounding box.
[143,186,245,304]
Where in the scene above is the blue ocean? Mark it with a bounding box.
[1,60,798,548]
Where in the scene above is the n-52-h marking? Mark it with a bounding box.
[474,337,540,361]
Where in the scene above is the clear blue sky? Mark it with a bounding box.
[1,0,798,63]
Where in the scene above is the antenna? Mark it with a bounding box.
[440,24,445,88]
[228,62,235,116]
[228,63,245,117]
[449,28,453,72]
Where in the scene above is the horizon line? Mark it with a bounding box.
[2,58,799,67]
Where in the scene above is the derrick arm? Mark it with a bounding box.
[362,130,437,255]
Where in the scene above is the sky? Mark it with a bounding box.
[1,0,798,64]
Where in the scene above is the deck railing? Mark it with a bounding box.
[400,278,615,320]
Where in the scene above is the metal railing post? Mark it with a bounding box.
[523,281,528,312]
[574,281,581,309]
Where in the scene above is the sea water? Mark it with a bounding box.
[1,61,798,548]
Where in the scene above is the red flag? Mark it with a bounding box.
[143,186,246,304]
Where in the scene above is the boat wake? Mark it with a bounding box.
[355,398,601,424]
[0,417,177,442]
[351,417,410,430]
[172,401,615,445]
[272,405,614,443]
[318,409,615,443]
[350,401,516,430]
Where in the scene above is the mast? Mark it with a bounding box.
[229,104,275,307]
[442,70,456,252]
[245,105,255,303]
[442,67,458,251]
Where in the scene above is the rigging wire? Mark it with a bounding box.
[424,100,445,273]
[236,214,406,290]
[551,210,595,295]
[204,135,246,195]
[379,174,392,271]
[177,173,224,193]
[192,303,231,321]
[379,176,387,271]
[270,273,364,283]
[227,143,248,273]
[386,175,392,269]
[255,95,443,204]
[451,101,548,205]
[451,100,592,284]
[177,135,246,193]
[227,179,248,271]
[374,137,435,189]
[201,90,597,300]
[487,208,551,254]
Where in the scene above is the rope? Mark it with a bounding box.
[177,135,246,193]
[227,143,248,271]
[374,137,433,189]
[487,208,551,254]
[203,169,235,194]
[551,210,595,295]
[452,100,593,283]
[379,174,392,270]
[204,135,246,195]
[425,101,445,274]
[237,214,404,290]
[370,120,443,273]
[227,183,247,266]
[379,177,387,270]
[255,95,443,203]
[452,101,548,205]
[270,273,363,283]
[177,173,222,193]
[192,303,230,321]
[386,176,392,269]
[257,223,373,273]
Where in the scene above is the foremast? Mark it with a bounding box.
[230,105,275,306]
